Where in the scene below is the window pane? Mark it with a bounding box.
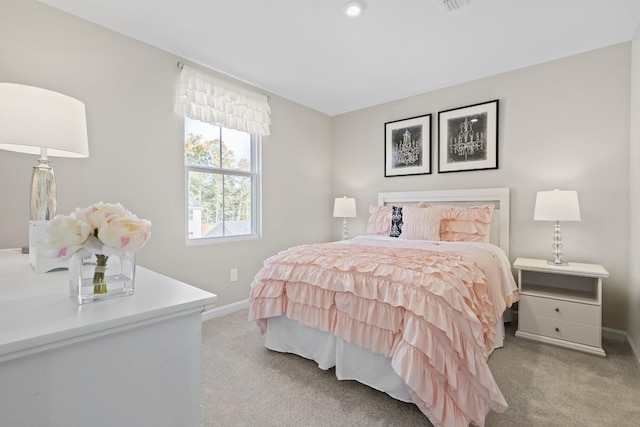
[222,127,252,172]
[184,116,260,243]
[223,175,253,236]
[185,117,221,168]
[188,171,222,239]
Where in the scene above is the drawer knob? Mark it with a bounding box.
[555,327,560,332]
[555,308,560,312]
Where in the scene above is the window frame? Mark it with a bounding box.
[184,125,262,245]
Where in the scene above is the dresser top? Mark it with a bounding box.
[0,249,217,361]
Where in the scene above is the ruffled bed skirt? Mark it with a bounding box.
[264,314,506,406]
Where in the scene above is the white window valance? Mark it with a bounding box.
[174,64,271,136]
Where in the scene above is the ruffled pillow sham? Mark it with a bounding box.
[366,205,392,235]
[398,206,443,240]
[366,202,493,243]
[420,203,494,242]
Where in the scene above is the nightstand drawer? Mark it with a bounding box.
[518,295,599,326]
[518,313,600,347]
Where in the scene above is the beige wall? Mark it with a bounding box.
[332,44,632,331]
[629,39,640,362]
[1,2,637,338]
[0,1,333,307]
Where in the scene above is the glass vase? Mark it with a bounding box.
[69,251,136,304]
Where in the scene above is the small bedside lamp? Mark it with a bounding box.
[333,197,356,240]
[533,189,581,265]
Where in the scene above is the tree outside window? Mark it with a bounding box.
[184,118,260,242]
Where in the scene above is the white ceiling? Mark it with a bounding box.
[37,0,640,116]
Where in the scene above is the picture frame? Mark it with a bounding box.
[384,114,432,177]
[437,99,499,173]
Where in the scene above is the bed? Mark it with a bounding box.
[249,187,519,427]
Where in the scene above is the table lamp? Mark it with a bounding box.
[333,197,356,240]
[0,83,89,272]
[533,189,581,265]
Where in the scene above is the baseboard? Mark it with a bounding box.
[602,326,627,342]
[626,333,640,372]
[202,299,250,321]
[602,327,640,372]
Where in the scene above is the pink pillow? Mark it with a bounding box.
[366,205,392,235]
[398,206,443,240]
[439,204,494,242]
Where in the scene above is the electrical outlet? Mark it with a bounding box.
[230,268,238,282]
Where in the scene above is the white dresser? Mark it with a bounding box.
[513,257,608,357]
[0,249,217,427]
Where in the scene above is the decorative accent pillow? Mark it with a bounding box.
[439,204,494,243]
[390,206,403,237]
[398,206,443,240]
[366,205,392,235]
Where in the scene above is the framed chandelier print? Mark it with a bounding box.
[437,99,499,173]
[384,114,432,177]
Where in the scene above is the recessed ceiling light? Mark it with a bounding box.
[344,2,365,18]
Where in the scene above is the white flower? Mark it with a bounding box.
[98,215,152,252]
[45,202,151,258]
[80,202,129,230]
[44,211,93,260]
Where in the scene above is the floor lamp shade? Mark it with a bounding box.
[0,83,89,220]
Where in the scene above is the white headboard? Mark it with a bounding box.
[377,187,510,257]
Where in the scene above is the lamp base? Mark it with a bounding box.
[30,155,57,221]
[341,218,349,240]
[29,221,68,273]
[548,220,568,266]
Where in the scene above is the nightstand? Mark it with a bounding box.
[513,257,609,357]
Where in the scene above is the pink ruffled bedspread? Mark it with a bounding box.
[249,238,518,427]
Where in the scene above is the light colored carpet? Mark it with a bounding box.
[201,310,640,426]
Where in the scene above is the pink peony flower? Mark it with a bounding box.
[45,212,93,260]
[98,215,152,252]
[45,202,151,258]
[80,202,130,230]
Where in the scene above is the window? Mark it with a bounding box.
[184,117,261,243]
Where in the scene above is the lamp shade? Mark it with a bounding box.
[333,197,356,218]
[533,189,581,221]
[0,83,89,157]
